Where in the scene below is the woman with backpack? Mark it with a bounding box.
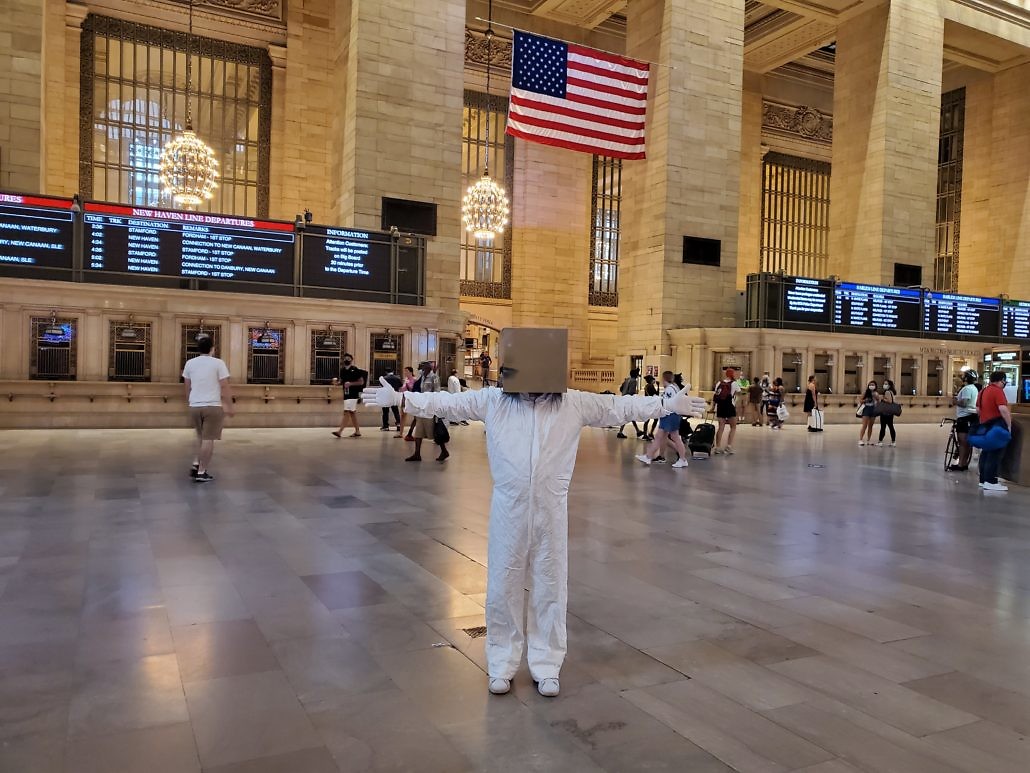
[713,367,741,454]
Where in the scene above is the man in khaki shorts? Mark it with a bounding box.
[182,335,233,483]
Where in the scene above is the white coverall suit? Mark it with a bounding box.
[402,387,665,680]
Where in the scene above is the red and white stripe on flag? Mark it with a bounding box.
[505,31,649,160]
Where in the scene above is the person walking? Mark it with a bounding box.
[767,377,786,429]
[976,371,1013,492]
[641,374,659,440]
[856,380,879,445]
[396,366,416,438]
[747,377,764,426]
[479,351,492,386]
[182,335,233,483]
[804,375,823,432]
[406,362,449,463]
[636,371,690,468]
[948,370,979,472]
[380,369,403,432]
[713,367,741,454]
[877,379,898,446]
[447,369,469,426]
[616,368,643,439]
[331,353,366,438]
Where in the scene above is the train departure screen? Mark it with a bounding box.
[923,292,1000,339]
[782,276,833,326]
[0,193,75,270]
[1001,300,1030,341]
[834,282,922,333]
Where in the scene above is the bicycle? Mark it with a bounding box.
[940,417,960,471]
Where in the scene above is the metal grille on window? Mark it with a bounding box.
[589,155,621,307]
[81,15,271,217]
[935,88,965,293]
[760,153,831,277]
[311,329,345,385]
[370,334,404,382]
[247,326,284,384]
[108,320,152,381]
[30,317,77,381]
[181,324,220,379]
[460,90,513,299]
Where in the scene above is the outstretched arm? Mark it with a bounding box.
[573,387,707,428]
[365,377,494,423]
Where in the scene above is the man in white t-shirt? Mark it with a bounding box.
[182,336,233,483]
[949,370,979,472]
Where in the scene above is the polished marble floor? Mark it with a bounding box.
[1,421,1029,772]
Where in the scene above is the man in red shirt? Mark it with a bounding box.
[976,371,1013,492]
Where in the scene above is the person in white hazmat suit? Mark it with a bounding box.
[369,329,706,697]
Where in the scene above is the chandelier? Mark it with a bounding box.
[461,1,509,243]
[159,0,218,208]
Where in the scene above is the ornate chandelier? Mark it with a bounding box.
[159,0,218,208]
[460,2,509,243]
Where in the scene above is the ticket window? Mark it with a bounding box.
[248,327,285,384]
[30,316,76,381]
[370,333,403,381]
[439,338,458,382]
[926,359,944,396]
[989,351,1020,403]
[781,352,801,393]
[311,329,346,385]
[814,354,833,394]
[181,325,221,381]
[900,357,918,395]
[108,320,152,382]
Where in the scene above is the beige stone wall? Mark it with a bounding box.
[0,0,44,192]
[958,62,1030,298]
[737,74,763,289]
[336,0,464,312]
[510,139,591,368]
[829,0,943,285]
[617,0,744,375]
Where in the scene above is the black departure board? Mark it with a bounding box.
[301,226,392,293]
[1002,300,1030,341]
[782,276,833,326]
[83,202,295,283]
[834,282,922,334]
[0,193,75,270]
[923,291,1000,339]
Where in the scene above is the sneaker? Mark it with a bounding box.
[858,441,865,446]
[331,430,342,438]
[616,432,628,439]
[946,465,968,472]
[380,427,391,432]
[488,677,511,695]
[725,446,735,455]
[714,447,724,455]
[890,442,896,447]
[194,472,214,483]
[635,454,652,466]
[876,442,883,447]
[654,456,666,464]
[190,463,199,478]
[672,458,688,469]
[537,678,560,697]
[983,482,1008,492]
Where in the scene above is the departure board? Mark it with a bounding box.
[0,193,75,270]
[1002,300,1030,341]
[834,282,922,334]
[83,202,295,283]
[301,225,392,293]
[923,292,1000,339]
[782,276,833,326]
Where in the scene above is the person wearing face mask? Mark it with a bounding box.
[856,380,879,446]
[331,353,367,438]
[877,379,898,447]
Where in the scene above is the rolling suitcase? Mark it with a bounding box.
[688,416,716,457]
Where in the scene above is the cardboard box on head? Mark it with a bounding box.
[498,328,568,394]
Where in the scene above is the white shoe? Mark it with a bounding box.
[635,454,652,466]
[713,447,724,455]
[876,442,883,447]
[537,678,560,697]
[983,482,1008,492]
[488,677,511,695]
[725,446,735,455]
[890,442,896,447]
[672,458,688,469]
[858,441,865,446]
[978,482,985,488]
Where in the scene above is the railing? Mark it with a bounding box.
[570,369,617,384]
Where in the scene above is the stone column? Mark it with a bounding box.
[829,0,944,284]
[737,73,764,289]
[510,140,591,368]
[267,44,288,220]
[335,0,464,313]
[618,0,744,363]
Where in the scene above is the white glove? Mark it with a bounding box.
[664,384,707,418]
[367,376,402,408]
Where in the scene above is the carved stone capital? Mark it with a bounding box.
[171,0,283,23]
[465,28,512,70]
[761,100,833,144]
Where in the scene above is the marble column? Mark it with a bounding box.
[829,0,944,284]
[618,0,744,362]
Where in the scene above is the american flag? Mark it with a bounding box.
[506,31,649,160]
